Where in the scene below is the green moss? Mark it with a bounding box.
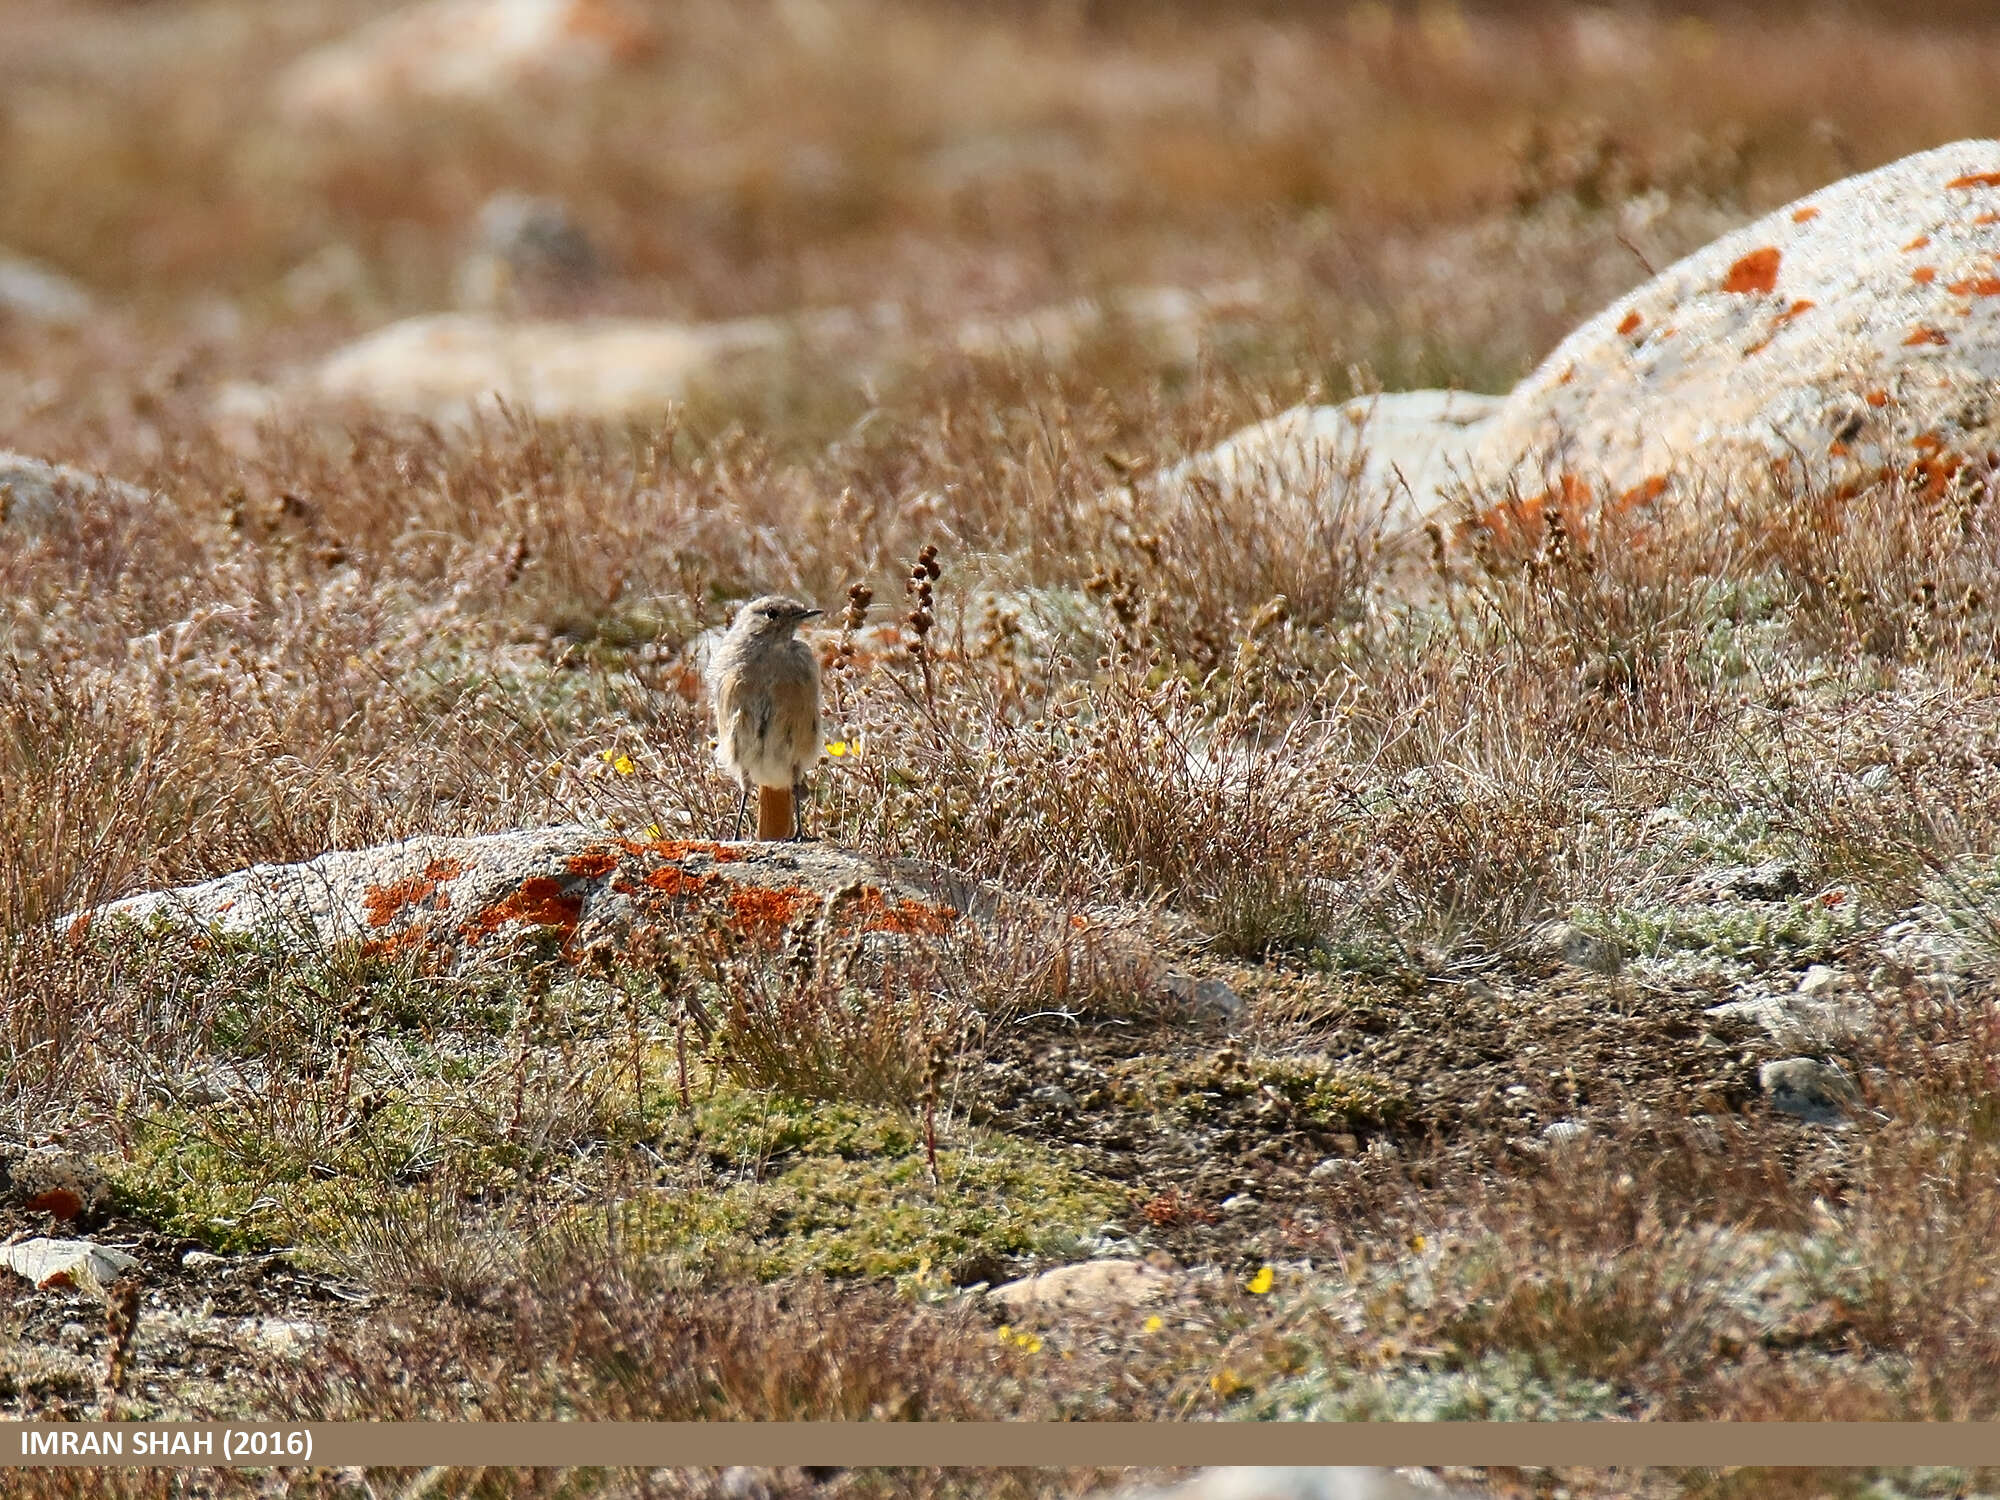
[617,1074,1127,1282]
[109,1092,544,1254]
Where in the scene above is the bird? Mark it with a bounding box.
[707,595,824,841]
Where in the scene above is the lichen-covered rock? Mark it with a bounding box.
[0,452,153,532]
[1152,390,1502,537]
[1470,139,2000,516]
[2,1147,110,1223]
[71,827,1237,1023]
[276,0,658,127]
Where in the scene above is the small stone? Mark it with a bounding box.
[1542,1120,1591,1145]
[1531,921,1625,975]
[1702,860,1805,901]
[1162,973,1246,1026]
[2,1237,139,1297]
[1761,1057,1861,1125]
[1220,1193,1258,1215]
[1307,1158,1348,1182]
[1859,765,1893,791]
[180,1250,226,1272]
[1029,1084,1077,1112]
[989,1258,1172,1317]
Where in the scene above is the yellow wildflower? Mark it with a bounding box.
[1144,1315,1164,1333]
[1246,1265,1274,1296]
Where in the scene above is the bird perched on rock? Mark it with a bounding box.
[708,595,824,840]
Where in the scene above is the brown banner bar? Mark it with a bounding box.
[6,1423,2000,1468]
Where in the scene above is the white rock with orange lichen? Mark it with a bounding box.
[66,827,1241,1027]
[1467,138,2000,515]
[276,0,657,126]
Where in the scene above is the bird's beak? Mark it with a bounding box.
[800,608,824,620]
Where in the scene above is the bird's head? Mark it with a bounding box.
[733,595,823,637]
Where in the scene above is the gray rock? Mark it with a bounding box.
[1161,972,1246,1027]
[1760,1057,1861,1125]
[1697,860,1805,901]
[1530,920,1625,975]
[1152,389,1502,539]
[1707,990,1872,1048]
[0,452,152,531]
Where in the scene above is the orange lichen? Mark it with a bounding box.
[1905,327,1950,346]
[1618,475,1669,508]
[725,883,819,937]
[1617,310,1643,335]
[644,865,714,898]
[1913,432,1944,453]
[1947,277,2000,296]
[617,837,741,863]
[851,888,959,936]
[1722,246,1781,294]
[1948,172,2000,189]
[1912,266,1937,284]
[363,858,466,928]
[1866,389,1891,406]
[565,850,620,878]
[1912,452,1963,500]
[1792,206,1820,223]
[1979,211,2000,225]
[1905,235,1933,252]
[461,877,583,940]
[1829,440,1851,457]
[360,928,427,959]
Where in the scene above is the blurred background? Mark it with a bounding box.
[5,0,2000,466]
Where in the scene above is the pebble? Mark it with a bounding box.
[1761,1057,1860,1126]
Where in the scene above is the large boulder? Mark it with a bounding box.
[276,0,658,127]
[1163,140,2000,542]
[1470,138,2000,512]
[69,827,1239,1023]
[1150,390,1502,537]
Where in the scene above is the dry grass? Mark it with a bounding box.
[11,1,2000,1491]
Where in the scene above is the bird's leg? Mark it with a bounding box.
[792,774,810,841]
[733,782,748,841]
